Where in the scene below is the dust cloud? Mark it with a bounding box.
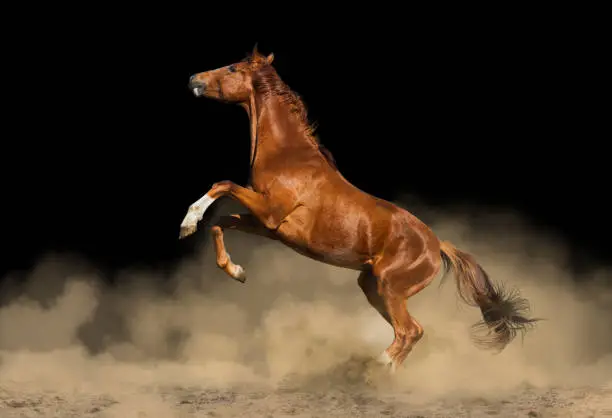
[1,199,611,415]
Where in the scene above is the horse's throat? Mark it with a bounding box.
[249,92,258,168]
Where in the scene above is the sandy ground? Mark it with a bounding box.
[1,202,611,417]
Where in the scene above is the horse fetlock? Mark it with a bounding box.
[188,205,204,221]
[216,254,230,269]
[230,264,247,283]
[217,255,247,283]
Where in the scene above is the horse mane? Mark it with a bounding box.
[251,63,337,169]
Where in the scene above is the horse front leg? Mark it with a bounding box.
[179,180,284,239]
[211,213,279,283]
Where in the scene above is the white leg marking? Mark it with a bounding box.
[377,350,393,366]
[377,350,396,373]
[179,194,217,238]
[389,361,397,374]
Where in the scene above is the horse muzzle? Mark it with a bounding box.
[188,76,206,97]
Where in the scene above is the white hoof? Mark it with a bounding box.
[179,223,197,239]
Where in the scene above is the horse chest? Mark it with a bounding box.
[250,168,304,205]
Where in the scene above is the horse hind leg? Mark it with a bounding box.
[357,270,392,326]
[357,270,405,375]
[373,252,440,372]
[357,269,422,372]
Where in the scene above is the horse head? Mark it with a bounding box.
[188,45,274,103]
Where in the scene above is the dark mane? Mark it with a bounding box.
[251,63,337,169]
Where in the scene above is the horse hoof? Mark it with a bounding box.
[376,351,394,368]
[179,224,197,239]
[232,265,247,283]
[364,359,393,386]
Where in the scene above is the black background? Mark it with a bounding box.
[2,12,608,284]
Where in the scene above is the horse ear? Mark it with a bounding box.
[252,43,259,56]
[266,53,274,64]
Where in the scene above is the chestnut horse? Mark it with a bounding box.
[179,47,537,372]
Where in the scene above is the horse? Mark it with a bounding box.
[179,46,538,373]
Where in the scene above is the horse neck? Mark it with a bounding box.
[246,93,317,165]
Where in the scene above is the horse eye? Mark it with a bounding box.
[228,65,236,73]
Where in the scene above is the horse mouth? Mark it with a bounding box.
[192,87,202,97]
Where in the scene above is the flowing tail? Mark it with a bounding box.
[439,240,539,351]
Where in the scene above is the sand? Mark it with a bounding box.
[1,200,611,417]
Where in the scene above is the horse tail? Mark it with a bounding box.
[439,240,539,351]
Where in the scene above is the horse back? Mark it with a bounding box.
[257,158,436,269]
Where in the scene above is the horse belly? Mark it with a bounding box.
[274,207,368,270]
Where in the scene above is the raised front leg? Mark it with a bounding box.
[179,181,284,239]
[179,193,217,239]
[211,214,279,283]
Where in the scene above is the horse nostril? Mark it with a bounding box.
[189,75,206,89]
